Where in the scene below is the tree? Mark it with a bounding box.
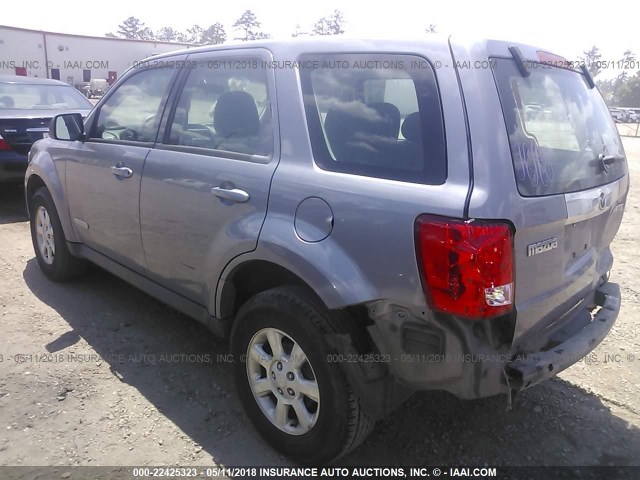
[596,78,616,105]
[233,10,269,41]
[312,18,331,36]
[312,10,345,35]
[596,50,637,106]
[615,50,636,86]
[615,76,640,107]
[117,17,149,39]
[185,25,204,44]
[201,23,227,45]
[425,24,437,34]
[580,46,602,79]
[138,27,155,41]
[104,32,117,38]
[157,27,179,42]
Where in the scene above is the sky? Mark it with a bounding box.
[1,0,638,77]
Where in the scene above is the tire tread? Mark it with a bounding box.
[241,286,375,461]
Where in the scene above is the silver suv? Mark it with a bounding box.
[26,37,628,464]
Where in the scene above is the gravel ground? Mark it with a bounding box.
[0,139,639,471]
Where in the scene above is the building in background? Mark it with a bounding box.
[0,25,193,89]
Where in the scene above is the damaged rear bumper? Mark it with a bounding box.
[506,282,620,390]
[365,282,621,400]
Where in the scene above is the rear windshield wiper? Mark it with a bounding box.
[589,153,625,172]
[599,153,624,166]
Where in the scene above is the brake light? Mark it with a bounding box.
[0,134,12,151]
[537,51,570,69]
[415,215,514,320]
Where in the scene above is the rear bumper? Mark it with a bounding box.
[0,151,28,182]
[366,282,621,399]
[506,282,620,390]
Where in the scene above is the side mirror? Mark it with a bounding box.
[49,113,84,141]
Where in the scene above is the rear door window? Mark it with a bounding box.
[299,54,446,184]
[492,59,626,196]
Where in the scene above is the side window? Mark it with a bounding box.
[299,54,446,184]
[165,58,272,157]
[90,67,173,143]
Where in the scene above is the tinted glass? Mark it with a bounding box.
[299,54,446,184]
[91,67,174,142]
[493,59,626,196]
[166,59,272,157]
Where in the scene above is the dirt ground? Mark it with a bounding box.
[0,139,639,471]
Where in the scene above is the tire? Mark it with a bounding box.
[30,187,86,281]
[230,286,375,464]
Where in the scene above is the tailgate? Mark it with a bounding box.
[489,55,628,350]
[512,179,626,350]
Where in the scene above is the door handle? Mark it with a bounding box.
[211,186,250,203]
[110,165,133,178]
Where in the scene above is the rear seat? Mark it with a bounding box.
[324,102,402,167]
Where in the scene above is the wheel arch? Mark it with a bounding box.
[215,243,378,324]
[217,259,312,321]
[25,150,78,243]
[25,174,47,214]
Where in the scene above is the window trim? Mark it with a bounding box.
[156,143,272,165]
[298,52,447,185]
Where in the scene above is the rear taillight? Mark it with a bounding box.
[415,214,514,320]
[0,134,12,151]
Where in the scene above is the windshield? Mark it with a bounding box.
[0,83,92,110]
[492,59,626,196]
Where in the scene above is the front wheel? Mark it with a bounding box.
[231,287,374,464]
[30,187,86,281]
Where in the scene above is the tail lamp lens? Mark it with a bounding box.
[0,134,12,151]
[415,215,514,319]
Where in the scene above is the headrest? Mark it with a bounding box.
[401,112,421,142]
[213,91,259,137]
[367,102,401,139]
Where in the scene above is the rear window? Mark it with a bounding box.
[492,58,626,196]
[0,83,92,110]
[299,54,446,184]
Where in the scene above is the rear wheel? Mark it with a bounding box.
[30,187,86,281]
[230,287,374,464]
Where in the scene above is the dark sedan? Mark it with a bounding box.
[0,74,92,182]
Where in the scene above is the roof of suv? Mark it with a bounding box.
[144,35,453,60]
[141,35,561,69]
